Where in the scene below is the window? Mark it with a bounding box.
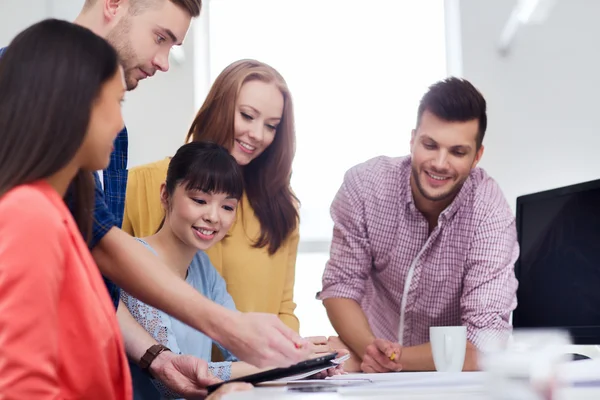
[199,0,448,336]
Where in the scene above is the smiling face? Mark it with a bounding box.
[230,80,284,166]
[409,110,484,209]
[161,183,239,251]
[104,0,192,90]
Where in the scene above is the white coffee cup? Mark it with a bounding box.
[430,326,467,372]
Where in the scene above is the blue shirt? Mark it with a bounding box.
[103,128,129,228]
[93,127,128,309]
[2,42,126,310]
[95,127,129,309]
[121,239,237,400]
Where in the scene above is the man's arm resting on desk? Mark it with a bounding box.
[397,341,479,371]
[323,298,375,360]
[329,335,479,372]
[324,298,478,372]
[94,227,310,368]
[325,298,403,373]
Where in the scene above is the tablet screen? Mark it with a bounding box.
[206,352,339,393]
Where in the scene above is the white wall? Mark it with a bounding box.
[5,0,597,212]
[124,35,197,168]
[0,0,198,169]
[0,0,47,44]
[457,0,600,357]
[458,0,600,211]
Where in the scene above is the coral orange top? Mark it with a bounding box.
[0,181,132,399]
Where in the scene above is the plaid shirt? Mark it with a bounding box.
[103,128,129,228]
[318,155,519,349]
[93,127,128,309]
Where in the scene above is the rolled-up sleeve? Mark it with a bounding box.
[318,167,373,303]
[461,206,519,349]
[89,172,118,250]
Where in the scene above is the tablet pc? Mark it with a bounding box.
[206,352,338,393]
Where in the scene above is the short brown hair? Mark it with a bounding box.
[416,77,487,149]
[84,0,202,17]
[168,0,202,16]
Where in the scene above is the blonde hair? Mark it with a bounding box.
[186,59,298,254]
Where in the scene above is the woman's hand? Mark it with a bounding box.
[303,336,349,379]
[305,336,330,355]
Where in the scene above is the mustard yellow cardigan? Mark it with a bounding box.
[121,158,300,332]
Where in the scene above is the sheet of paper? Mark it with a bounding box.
[331,353,351,364]
[271,365,334,382]
[332,371,487,394]
[329,371,442,382]
[330,371,485,383]
[259,379,372,387]
[340,386,487,399]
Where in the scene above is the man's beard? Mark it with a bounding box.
[105,17,138,91]
[411,165,465,203]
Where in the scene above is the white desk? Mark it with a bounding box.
[224,387,600,400]
[221,371,600,400]
[224,388,481,400]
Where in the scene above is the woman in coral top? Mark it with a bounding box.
[122,60,316,340]
[0,19,132,399]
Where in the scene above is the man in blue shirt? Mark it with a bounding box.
[1,0,309,396]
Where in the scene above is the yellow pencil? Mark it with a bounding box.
[389,352,396,361]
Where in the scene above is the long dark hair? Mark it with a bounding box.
[157,141,244,231]
[0,19,120,240]
[185,59,298,254]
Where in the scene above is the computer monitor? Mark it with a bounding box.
[513,178,600,345]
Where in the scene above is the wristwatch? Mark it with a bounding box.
[139,344,171,376]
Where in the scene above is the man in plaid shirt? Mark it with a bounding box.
[320,78,519,373]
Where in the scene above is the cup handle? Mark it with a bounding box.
[445,334,452,366]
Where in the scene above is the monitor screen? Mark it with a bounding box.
[513,179,600,344]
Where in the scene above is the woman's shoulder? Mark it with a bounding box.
[126,158,170,199]
[190,250,216,272]
[187,251,223,292]
[0,182,65,228]
[190,251,233,282]
[128,158,170,179]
